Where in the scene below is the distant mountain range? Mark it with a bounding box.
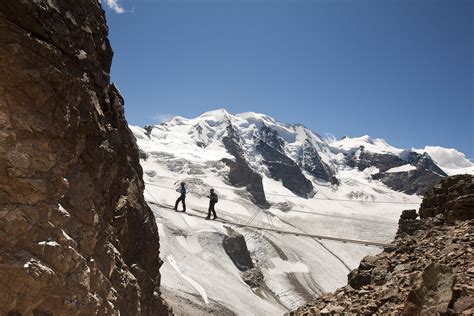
[132,109,472,206]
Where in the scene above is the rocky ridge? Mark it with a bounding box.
[290,175,474,315]
[221,123,270,208]
[0,1,169,314]
[346,148,447,195]
[256,124,314,198]
[137,113,455,208]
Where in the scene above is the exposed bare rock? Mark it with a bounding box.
[403,263,455,315]
[397,209,426,236]
[222,123,269,208]
[0,1,170,314]
[298,138,338,185]
[223,227,254,271]
[289,175,474,315]
[256,125,314,198]
[419,174,474,223]
[346,149,446,195]
[400,209,418,220]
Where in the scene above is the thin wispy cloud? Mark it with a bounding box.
[104,0,125,14]
[153,113,175,124]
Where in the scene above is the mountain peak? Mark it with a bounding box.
[332,135,403,156]
[198,108,231,119]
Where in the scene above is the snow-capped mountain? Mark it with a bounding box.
[133,108,464,199]
[129,109,472,315]
[413,146,474,176]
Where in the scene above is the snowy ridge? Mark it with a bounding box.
[131,109,471,315]
[413,146,474,176]
[331,135,404,156]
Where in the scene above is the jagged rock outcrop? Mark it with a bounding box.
[373,167,444,195]
[0,1,170,315]
[419,174,474,223]
[222,124,269,208]
[397,209,425,236]
[299,139,338,185]
[346,148,446,194]
[346,149,405,172]
[256,125,314,198]
[289,175,474,315]
[223,227,254,271]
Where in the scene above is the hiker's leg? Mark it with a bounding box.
[174,197,181,210]
[211,203,217,218]
[182,196,186,211]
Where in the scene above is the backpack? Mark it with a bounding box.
[212,194,218,203]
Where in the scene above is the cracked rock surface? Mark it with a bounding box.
[0,1,170,314]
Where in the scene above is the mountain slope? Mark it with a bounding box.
[290,175,474,315]
[130,109,470,314]
[414,146,474,176]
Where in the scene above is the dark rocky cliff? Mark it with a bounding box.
[290,175,474,315]
[346,148,446,195]
[256,125,314,198]
[0,1,170,314]
[222,123,270,208]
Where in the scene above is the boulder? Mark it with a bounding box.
[400,209,418,220]
[223,229,254,271]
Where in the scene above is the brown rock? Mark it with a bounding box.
[0,1,170,314]
[400,209,418,220]
[288,176,474,316]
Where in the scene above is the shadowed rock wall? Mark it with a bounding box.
[0,1,170,314]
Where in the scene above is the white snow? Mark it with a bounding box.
[129,109,472,315]
[267,258,309,275]
[331,135,403,156]
[176,235,203,254]
[386,164,417,173]
[414,146,474,175]
[167,255,209,305]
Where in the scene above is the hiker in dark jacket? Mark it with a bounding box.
[174,182,186,212]
[205,188,218,220]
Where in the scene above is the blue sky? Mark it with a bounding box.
[103,0,473,158]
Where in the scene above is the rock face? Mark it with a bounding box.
[346,149,446,195]
[222,123,270,208]
[0,1,169,315]
[222,228,254,271]
[256,125,314,198]
[299,139,338,185]
[419,174,474,223]
[289,175,474,315]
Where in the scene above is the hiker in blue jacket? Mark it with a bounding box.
[205,188,218,220]
[174,182,186,212]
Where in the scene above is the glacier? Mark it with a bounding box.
[130,109,472,315]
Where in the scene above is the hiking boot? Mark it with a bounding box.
[205,216,210,220]
[213,216,218,220]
